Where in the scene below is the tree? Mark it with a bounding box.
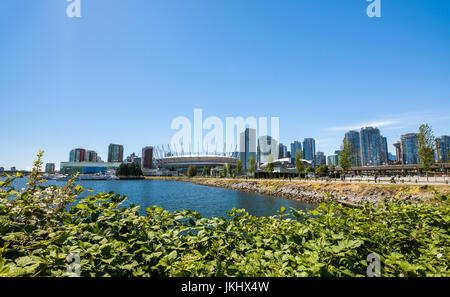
[294,149,304,178]
[202,167,208,177]
[221,166,227,178]
[329,165,336,178]
[249,157,256,177]
[116,163,143,177]
[418,124,435,172]
[265,155,275,175]
[236,160,242,175]
[306,166,314,174]
[227,163,232,177]
[316,164,329,177]
[187,165,197,178]
[339,139,352,173]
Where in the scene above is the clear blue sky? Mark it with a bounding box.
[1,0,449,170]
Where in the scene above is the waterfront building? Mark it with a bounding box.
[436,135,450,163]
[278,144,288,159]
[327,154,339,167]
[108,144,124,163]
[380,137,389,165]
[60,161,122,175]
[239,128,257,170]
[45,163,55,173]
[344,131,361,167]
[401,133,419,165]
[302,138,316,161]
[360,127,382,166]
[142,147,154,169]
[290,141,302,163]
[257,136,278,165]
[315,152,326,166]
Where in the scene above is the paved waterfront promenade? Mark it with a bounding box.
[216,176,450,186]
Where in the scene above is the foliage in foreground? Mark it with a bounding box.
[0,154,449,277]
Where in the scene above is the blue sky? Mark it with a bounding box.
[1,0,449,170]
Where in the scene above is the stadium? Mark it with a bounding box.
[157,155,238,175]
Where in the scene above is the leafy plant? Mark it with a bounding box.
[0,153,448,277]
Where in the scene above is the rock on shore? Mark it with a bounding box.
[177,178,441,207]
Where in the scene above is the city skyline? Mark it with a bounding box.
[2,123,450,171]
[1,1,450,169]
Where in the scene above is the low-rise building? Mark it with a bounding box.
[60,162,122,175]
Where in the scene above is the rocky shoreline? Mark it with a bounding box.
[173,178,445,207]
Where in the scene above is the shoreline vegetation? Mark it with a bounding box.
[0,153,449,277]
[145,177,450,208]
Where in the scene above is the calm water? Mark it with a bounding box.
[6,178,316,218]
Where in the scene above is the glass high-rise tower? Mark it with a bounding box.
[108,144,124,163]
[239,128,256,170]
[302,138,316,161]
[401,133,419,165]
[360,127,382,166]
[344,131,361,167]
[436,136,450,163]
[257,136,278,164]
[290,141,302,163]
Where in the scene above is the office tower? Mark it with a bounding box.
[278,143,288,159]
[142,147,154,169]
[257,136,278,164]
[290,141,302,163]
[436,136,450,163]
[239,128,257,170]
[85,150,98,162]
[380,137,389,165]
[393,142,402,163]
[344,131,362,167]
[108,144,124,163]
[315,152,326,166]
[69,149,75,162]
[401,133,419,165]
[45,163,55,173]
[360,127,382,166]
[327,154,339,167]
[70,148,86,162]
[333,150,342,167]
[302,138,316,161]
